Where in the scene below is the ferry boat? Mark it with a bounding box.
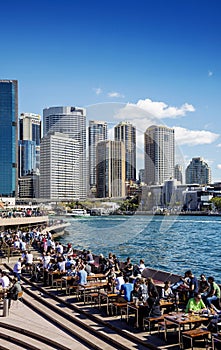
[65,209,91,218]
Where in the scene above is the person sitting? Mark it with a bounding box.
[204,276,221,307]
[185,292,207,313]
[7,277,22,308]
[86,250,94,265]
[77,265,87,285]
[138,295,161,330]
[138,259,146,274]
[115,272,125,293]
[131,282,142,302]
[139,278,149,302]
[199,274,210,296]
[123,257,133,278]
[162,280,174,299]
[119,276,134,302]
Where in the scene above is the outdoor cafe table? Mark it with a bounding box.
[126,299,175,329]
[164,312,209,348]
[99,291,118,315]
[87,273,107,281]
[79,281,108,304]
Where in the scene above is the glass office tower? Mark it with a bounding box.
[88,120,107,191]
[0,80,18,196]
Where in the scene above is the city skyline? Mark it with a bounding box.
[1,0,221,182]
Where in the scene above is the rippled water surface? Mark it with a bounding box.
[59,215,221,282]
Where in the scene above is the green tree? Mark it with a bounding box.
[210,197,221,211]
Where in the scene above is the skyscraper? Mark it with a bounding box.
[114,121,136,181]
[18,113,41,177]
[174,164,183,184]
[88,120,107,191]
[43,106,86,199]
[40,132,80,199]
[185,157,211,185]
[96,140,125,198]
[144,125,175,185]
[0,80,18,197]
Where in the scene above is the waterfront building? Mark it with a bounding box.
[114,121,136,181]
[138,169,145,184]
[40,132,80,200]
[18,113,41,177]
[88,120,107,192]
[174,164,183,184]
[185,157,211,185]
[96,140,126,198]
[43,106,86,199]
[18,173,40,198]
[0,79,18,197]
[144,125,175,185]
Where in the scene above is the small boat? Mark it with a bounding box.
[65,209,91,218]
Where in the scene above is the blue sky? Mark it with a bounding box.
[1,0,221,181]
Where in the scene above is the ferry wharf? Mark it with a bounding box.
[0,250,215,350]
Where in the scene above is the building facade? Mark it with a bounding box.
[174,164,183,184]
[185,157,211,185]
[40,132,80,200]
[114,121,136,181]
[43,106,86,199]
[88,120,107,192]
[96,140,125,198]
[18,113,41,177]
[0,80,18,197]
[144,125,175,185]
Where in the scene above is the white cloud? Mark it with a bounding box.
[217,164,221,170]
[208,71,213,77]
[115,98,195,123]
[217,143,221,147]
[174,126,219,146]
[94,88,102,95]
[136,99,195,118]
[107,91,125,98]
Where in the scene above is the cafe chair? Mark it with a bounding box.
[181,328,211,350]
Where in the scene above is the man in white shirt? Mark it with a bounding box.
[0,271,10,288]
[13,258,22,281]
[25,250,34,271]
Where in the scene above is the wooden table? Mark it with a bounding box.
[99,291,118,315]
[164,312,209,348]
[79,281,108,304]
[61,275,75,294]
[127,302,139,328]
[87,273,107,281]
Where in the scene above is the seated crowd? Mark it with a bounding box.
[1,228,221,333]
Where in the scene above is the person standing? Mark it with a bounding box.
[13,258,22,281]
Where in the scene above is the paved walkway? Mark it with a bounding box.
[1,296,89,350]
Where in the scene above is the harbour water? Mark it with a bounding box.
[59,214,221,283]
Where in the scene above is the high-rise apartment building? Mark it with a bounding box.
[18,113,41,177]
[144,125,175,185]
[0,80,18,197]
[185,157,211,185]
[40,132,80,199]
[43,106,86,199]
[174,164,183,184]
[88,120,107,191]
[96,140,125,198]
[114,121,136,181]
